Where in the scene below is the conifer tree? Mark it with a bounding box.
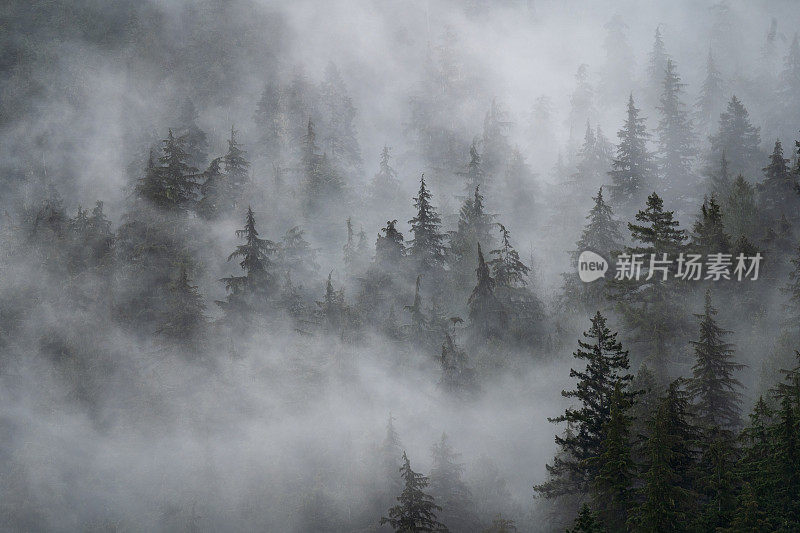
[459,141,486,194]
[483,515,517,533]
[536,312,634,497]
[785,245,800,328]
[688,290,744,430]
[223,126,250,202]
[709,96,762,178]
[219,207,276,315]
[628,192,687,256]
[722,174,758,241]
[568,64,596,146]
[376,220,405,268]
[691,196,731,254]
[777,34,800,142]
[253,82,287,164]
[566,504,604,533]
[573,122,612,193]
[481,98,512,180]
[439,333,477,394]
[706,151,731,200]
[449,186,495,289]
[197,157,225,219]
[317,272,347,334]
[407,175,447,272]
[758,139,799,224]
[429,433,479,531]
[609,95,655,210]
[404,275,428,341]
[157,263,206,344]
[136,129,199,212]
[488,224,530,288]
[647,26,669,102]
[467,243,505,338]
[319,62,361,174]
[575,187,622,261]
[278,225,318,284]
[592,382,636,531]
[695,52,724,135]
[656,59,696,194]
[381,452,448,533]
[368,145,400,207]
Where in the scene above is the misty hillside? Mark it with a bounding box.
[2,1,800,531]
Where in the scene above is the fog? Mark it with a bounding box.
[2,1,800,531]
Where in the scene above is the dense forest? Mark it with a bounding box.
[2,0,800,531]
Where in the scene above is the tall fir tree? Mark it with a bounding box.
[609,95,655,210]
[136,129,199,212]
[407,175,447,273]
[318,62,361,174]
[429,433,480,532]
[695,52,724,136]
[175,97,208,171]
[647,26,669,105]
[691,196,731,254]
[656,59,696,195]
[381,452,448,533]
[722,174,758,242]
[535,312,634,497]
[449,186,495,290]
[157,263,206,346]
[376,219,405,269]
[758,139,799,225]
[459,141,486,194]
[488,223,530,289]
[467,243,505,339]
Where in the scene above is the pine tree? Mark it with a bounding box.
[157,263,206,345]
[706,151,731,200]
[609,95,655,210]
[695,52,724,135]
[319,62,361,174]
[647,26,669,102]
[573,122,612,193]
[575,187,622,261]
[429,434,479,531]
[223,126,250,203]
[691,196,731,254]
[758,139,799,224]
[369,145,400,207]
[709,96,762,178]
[591,382,636,531]
[656,59,696,194]
[628,192,687,256]
[535,312,634,497]
[481,98,512,180]
[381,452,448,533]
[197,157,226,219]
[407,175,447,272]
[219,207,276,315]
[278,225,318,284]
[777,34,800,142]
[317,272,347,334]
[136,129,199,212]
[568,64,596,146]
[253,82,287,164]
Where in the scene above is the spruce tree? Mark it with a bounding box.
[609,95,655,210]
[566,505,604,533]
[656,59,696,194]
[785,244,800,328]
[535,312,634,497]
[381,452,448,533]
[368,145,400,207]
[157,263,206,345]
[317,272,347,334]
[222,126,250,205]
[175,97,208,170]
[136,129,199,212]
[709,96,762,178]
[722,174,758,242]
[459,141,486,194]
[647,26,669,102]
[319,62,361,174]
[777,34,800,142]
[628,192,687,256]
[488,224,530,288]
[481,98,512,180]
[449,186,495,290]
[197,157,225,219]
[695,52,724,135]
[439,332,477,394]
[575,187,622,261]
[376,220,405,269]
[706,151,731,200]
[467,243,505,338]
[407,175,447,273]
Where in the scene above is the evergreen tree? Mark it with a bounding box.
[777,34,800,142]
[439,333,477,394]
[535,312,634,497]
[568,64,596,147]
[222,126,250,204]
[709,96,762,178]
[253,82,287,164]
[566,504,604,533]
[481,98,512,180]
[197,157,226,219]
[459,141,486,194]
[591,382,636,532]
[629,380,698,532]
[628,192,687,256]
[381,452,448,533]
[647,26,669,103]
[407,175,447,272]
[449,186,495,290]
[483,514,517,533]
[609,95,655,210]
[467,243,505,339]
[688,290,744,430]
[219,207,276,315]
[656,59,696,194]
[319,62,361,174]
[488,224,530,288]
[758,139,799,225]
[722,174,758,242]
[706,150,731,200]
[278,225,318,284]
[376,219,405,269]
[369,145,400,207]
[695,52,724,135]
[157,263,206,345]
[573,122,613,193]
[575,187,622,261]
[429,433,479,531]
[316,272,347,334]
[136,129,199,212]
[691,196,731,254]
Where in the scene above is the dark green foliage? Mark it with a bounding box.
[488,224,529,289]
[376,219,405,269]
[758,139,799,225]
[722,174,758,242]
[381,452,448,533]
[566,504,605,533]
[688,291,744,430]
[467,244,505,339]
[691,196,731,254]
[627,192,687,255]
[408,175,447,272]
[536,312,634,497]
[609,95,655,210]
